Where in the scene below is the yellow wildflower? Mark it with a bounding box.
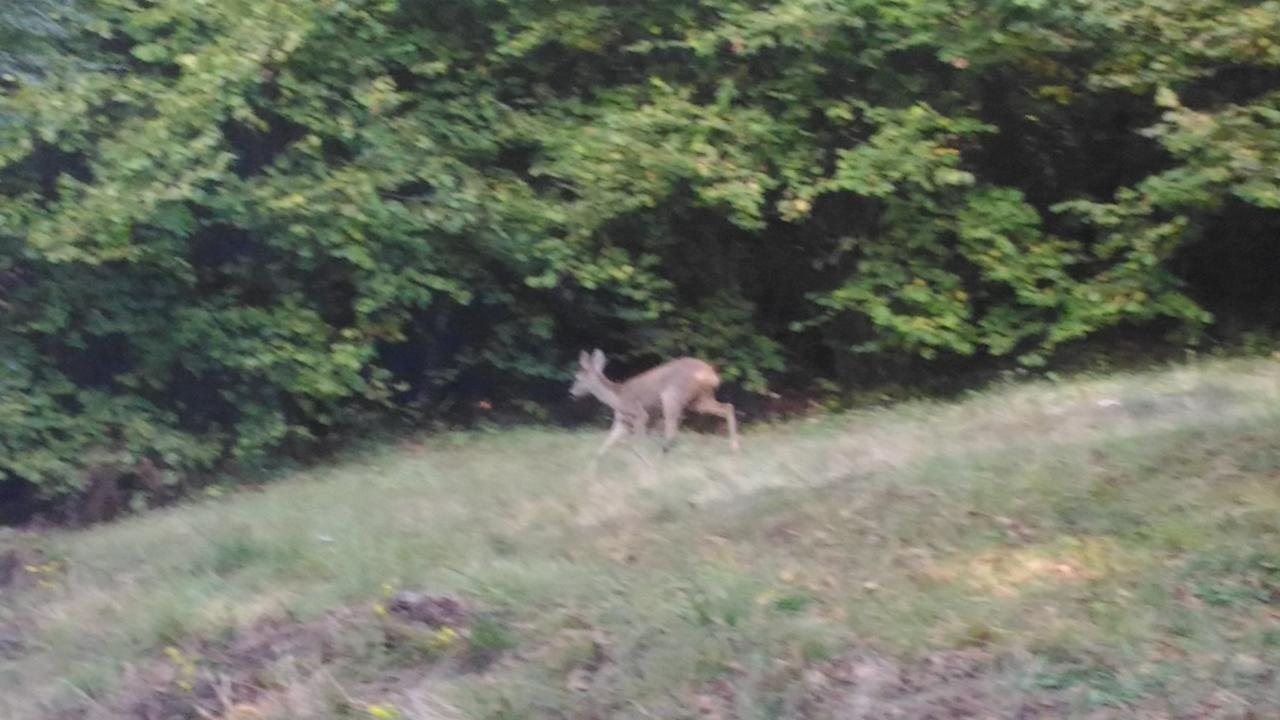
[367,703,400,719]
[426,626,459,652]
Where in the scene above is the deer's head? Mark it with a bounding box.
[570,349,608,399]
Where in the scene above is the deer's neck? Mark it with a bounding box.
[590,377,626,412]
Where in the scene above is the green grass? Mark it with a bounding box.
[4,359,1280,719]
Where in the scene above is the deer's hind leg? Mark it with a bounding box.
[660,389,685,454]
[693,393,739,451]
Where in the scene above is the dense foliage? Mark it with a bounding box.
[2,0,1279,508]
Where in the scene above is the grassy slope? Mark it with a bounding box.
[4,360,1280,719]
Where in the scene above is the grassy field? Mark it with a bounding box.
[3,359,1280,719]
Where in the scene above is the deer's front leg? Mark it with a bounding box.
[597,416,628,457]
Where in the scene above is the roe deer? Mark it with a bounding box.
[570,349,740,457]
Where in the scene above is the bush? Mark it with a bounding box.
[2,0,1278,509]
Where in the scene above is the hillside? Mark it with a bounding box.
[4,360,1280,719]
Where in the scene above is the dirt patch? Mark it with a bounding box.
[798,648,1066,720]
[0,622,24,659]
[386,591,470,628]
[108,609,364,720]
[690,648,1064,720]
[0,545,59,663]
[53,591,482,720]
[695,647,1277,720]
[0,547,45,592]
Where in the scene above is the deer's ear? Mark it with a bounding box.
[591,349,607,372]
[578,350,591,369]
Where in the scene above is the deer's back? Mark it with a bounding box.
[619,357,719,408]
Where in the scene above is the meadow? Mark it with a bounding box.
[4,359,1280,719]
